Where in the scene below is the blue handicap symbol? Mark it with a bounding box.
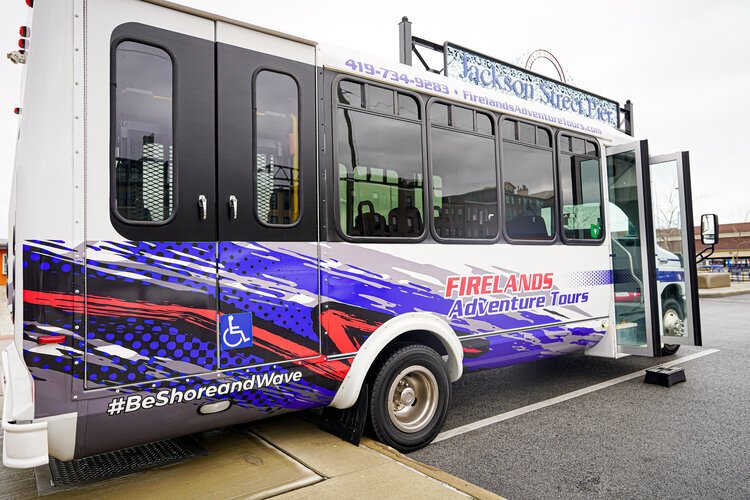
[220,313,253,350]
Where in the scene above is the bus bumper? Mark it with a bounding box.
[2,344,49,468]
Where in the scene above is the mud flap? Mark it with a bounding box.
[309,384,369,446]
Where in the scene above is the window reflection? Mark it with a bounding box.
[431,128,498,239]
[337,109,423,237]
[114,41,173,223]
[502,142,555,239]
[255,71,300,225]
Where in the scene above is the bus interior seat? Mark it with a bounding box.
[354,200,387,236]
[388,198,423,237]
[507,214,548,239]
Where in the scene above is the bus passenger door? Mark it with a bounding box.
[606,143,701,357]
[215,23,321,370]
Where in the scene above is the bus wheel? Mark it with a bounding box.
[369,344,450,452]
[661,297,684,356]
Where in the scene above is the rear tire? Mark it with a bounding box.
[369,344,450,452]
[661,297,684,356]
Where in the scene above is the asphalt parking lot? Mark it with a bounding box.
[410,295,750,499]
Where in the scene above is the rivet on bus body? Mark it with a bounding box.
[74,289,79,294]
[73,395,78,400]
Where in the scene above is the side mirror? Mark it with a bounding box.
[701,214,719,245]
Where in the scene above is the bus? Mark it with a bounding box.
[2,0,714,468]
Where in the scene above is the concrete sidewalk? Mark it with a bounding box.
[699,281,750,298]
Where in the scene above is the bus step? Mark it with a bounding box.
[644,365,686,387]
[35,436,206,494]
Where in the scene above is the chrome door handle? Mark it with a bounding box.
[228,195,238,220]
[198,195,207,220]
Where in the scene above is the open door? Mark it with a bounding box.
[649,152,702,349]
[606,143,701,357]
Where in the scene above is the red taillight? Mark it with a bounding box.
[13,107,21,115]
[26,0,34,7]
[38,335,66,344]
[19,26,30,37]
[18,39,27,49]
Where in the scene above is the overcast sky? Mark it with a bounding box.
[1,0,748,240]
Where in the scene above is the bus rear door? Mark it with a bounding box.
[606,142,701,356]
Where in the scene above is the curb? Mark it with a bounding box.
[699,288,750,298]
[361,437,505,500]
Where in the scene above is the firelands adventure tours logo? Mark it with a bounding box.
[444,272,589,319]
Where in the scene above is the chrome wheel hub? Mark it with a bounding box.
[663,308,685,336]
[387,365,439,433]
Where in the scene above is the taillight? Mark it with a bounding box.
[13,108,21,115]
[19,26,30,37]
[18,39,27,49]
[26,0,34,7]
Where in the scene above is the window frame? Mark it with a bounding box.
[251,66,304,229]
[331,74,428,243]
[426,98,502,245]
[556,130,606,245]
[110,38,178,227]
[498,115,558,245]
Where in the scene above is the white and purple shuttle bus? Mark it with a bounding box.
[2,0,714,468]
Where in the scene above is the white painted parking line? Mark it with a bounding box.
[433,348,720,443]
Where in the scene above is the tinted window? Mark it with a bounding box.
[452,106,473,131]
[431,128,498,239]
[369,86,394,114]
[337,109,423,237]
[477,113,493,135]
[399,94,419,119]
[431,103,449,126]
[518,122,536,144]
[502,119,516,140]
[559,135,603,241]
[114,42,173,222]
[502,141,555,240]
[255,71,300,225]
[338,80,362,107]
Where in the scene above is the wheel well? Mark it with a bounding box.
[661,284,682,303]
[365,330,450,383]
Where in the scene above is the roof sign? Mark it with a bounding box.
[445,43,619,129]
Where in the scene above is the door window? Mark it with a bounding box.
[254,71,300,226]
[113,41,174,223]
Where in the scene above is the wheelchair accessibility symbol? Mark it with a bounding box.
[220,313,253,350]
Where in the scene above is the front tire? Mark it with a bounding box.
[369,344,450,452]
[661,297,684,356]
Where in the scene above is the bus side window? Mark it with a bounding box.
[336,80,424,239]
[254,71,300,226]
[114,41,174,223]
[430,104,498,240]
[558,136,604,242]
[500,118,556,241]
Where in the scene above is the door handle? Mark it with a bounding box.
[198,195,207,220]
[228,195,238,220]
